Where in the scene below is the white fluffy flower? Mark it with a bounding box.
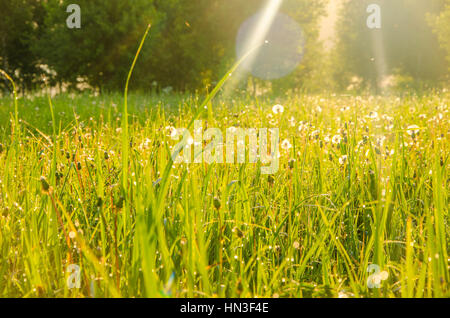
[339,155,348,165]
[272,104,284,114]
[332,135,342,145]
[281,139,292,150]
[406,125,420,136]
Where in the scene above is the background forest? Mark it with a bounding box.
[1,0,449,94]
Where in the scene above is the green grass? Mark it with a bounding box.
[0,87,448,297]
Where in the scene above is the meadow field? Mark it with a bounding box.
[0,89,448,298]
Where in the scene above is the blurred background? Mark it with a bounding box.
[0,0,449,95]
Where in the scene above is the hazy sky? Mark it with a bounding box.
[319,0,342,50]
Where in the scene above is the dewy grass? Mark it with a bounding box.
[0,70,19,134]
[0,89,448,298]
[123,24,152,195]
[0,27,447,299]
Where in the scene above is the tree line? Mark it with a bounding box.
[333,0,449,92]
[0,0,449,94]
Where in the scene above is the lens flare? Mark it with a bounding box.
[225,0,305,95]
[237,0,284,74]
[236,11,304,81]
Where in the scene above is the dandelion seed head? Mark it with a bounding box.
[272,104,284,114]
[332,135,342,145]
[339,155,348,165]
[406,125,420,136]
[281,139,292,150]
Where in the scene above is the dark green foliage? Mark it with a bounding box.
[1,0,327,93]
[2,1,447,94]
[0,0,45,91]
[35,0,157,91]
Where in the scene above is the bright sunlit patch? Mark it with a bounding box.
[237,0,283,74]
[236,6,305,80]
[225,0,304,96]
[272,104,284,114]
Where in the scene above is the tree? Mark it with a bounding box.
[0,0,44,92]
[273,0,329,92]
[431,0,450,73]
[5,0,327,93]
[333,0,448,92]
[35,0,158,91]
[34,0,250,91]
